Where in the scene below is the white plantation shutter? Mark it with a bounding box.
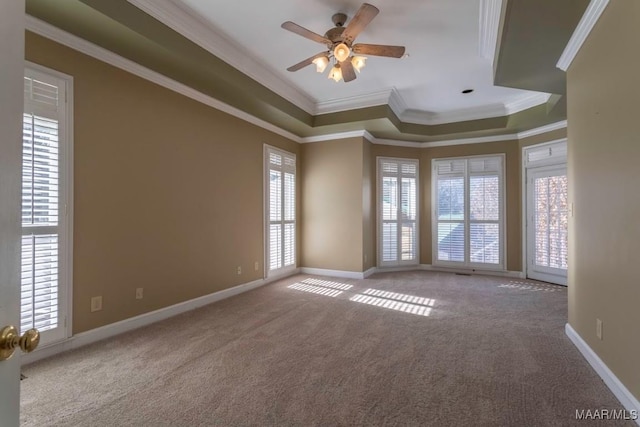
[21,66,70,345]
[378,158,419,266]
[433,155,504,269]
[533,174,568,269]
[266,146,296,275]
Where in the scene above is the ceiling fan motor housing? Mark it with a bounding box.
[326,13,348,43]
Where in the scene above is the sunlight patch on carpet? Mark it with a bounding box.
[300,278,353,290]
[498,281,561,292]
[350,288,434,317]
[287,282,343,297]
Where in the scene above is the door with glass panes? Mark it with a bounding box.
[527,166,568,285]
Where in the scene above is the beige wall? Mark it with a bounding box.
[520,128,567,148]
[362,139,375,271]
[301,137,364,272]
[26,33,299,333]
[567,0,640,400]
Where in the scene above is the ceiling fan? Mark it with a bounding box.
[281,3,405,83]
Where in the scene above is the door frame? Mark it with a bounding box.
[521,139,568,285]
[0,1,27,425]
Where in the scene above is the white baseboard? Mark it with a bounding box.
[363,267,377,278]
[373,265,420,274]
[299,267,366,280]
[565,323,640,425]
[21,271,299,365]
[420,264,525,278]
[340,265,525,279]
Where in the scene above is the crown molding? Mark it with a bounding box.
[517,120,567,139]
[399,104,506,126]
[387,88,408,117]
[301,130,368,143]
[557,0,610,71]
[127,0,316,114]
[479,0,503,62]
[312,121,567,148]
[395,92,549,126]
[504,93,552,114]
[303,129,519,148]
[25,15,304,143]
[127,0,551,127]
[314,89,393,115]
[26,15,568,150]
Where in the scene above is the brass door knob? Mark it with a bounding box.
[0,325,40,361]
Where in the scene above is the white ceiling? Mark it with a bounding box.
[142,0,550,122]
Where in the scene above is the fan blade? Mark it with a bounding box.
[353,43,406,58]
[286,52,328,72]
[340,60,357,82]
[281,21,332,46]
[342,3,380,44]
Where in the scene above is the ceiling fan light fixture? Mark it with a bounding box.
[312,56,329,73]
[333,43,351,62]
[328,64,343,82]
[352,56,367,72]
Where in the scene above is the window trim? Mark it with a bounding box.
[376,156,420,267]
[263,144,297,278]
[431,154,506,271]
[24,61,74,344]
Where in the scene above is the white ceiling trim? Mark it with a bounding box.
[370,133,518,148]
[127,0,550,126]
[25,15,303,143]
[127,0,317,114]
[505,92,552,114]
[396,92,550,126]
[301,130,369,144]
[303,130,519,148]
[26,15,567,151]
[312,120,567,148]
[479,0,503,62]
[517,120,567,139]
[557,0,610,71]
[314,89,393,115]
[400,105,506,126]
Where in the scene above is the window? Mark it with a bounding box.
[265,146,296,276]
[22,65,72,346]
[378,157,419,266]
[433,155,504,269]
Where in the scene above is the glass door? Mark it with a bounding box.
[526,165,568,285]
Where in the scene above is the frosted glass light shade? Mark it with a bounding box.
[328,65,343,82]
[312,56,329,73]
[333,43,351,62]
[352,56,367,72]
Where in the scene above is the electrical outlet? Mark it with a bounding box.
[237,266,242,275]
[596,318,603,340]
[90,296,102,312]
[135,288,143,300]
[364,254,368,263]
[254,261,259,271]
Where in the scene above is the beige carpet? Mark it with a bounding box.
[21,271,631,426]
